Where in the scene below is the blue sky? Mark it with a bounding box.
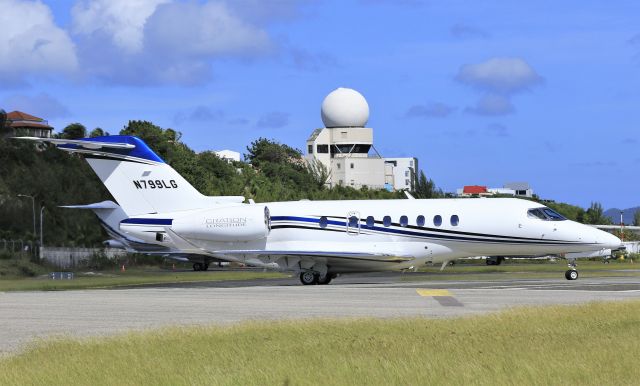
[1,0,638,209]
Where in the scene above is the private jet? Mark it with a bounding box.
[18,135,622,284]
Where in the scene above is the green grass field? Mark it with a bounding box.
[1,300,639,385]
[0,269,287,292]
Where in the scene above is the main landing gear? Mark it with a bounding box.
[299,271,334,285]
[192,263,209,271]
[565,258,578,280]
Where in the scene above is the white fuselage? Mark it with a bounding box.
[124,198,622,274]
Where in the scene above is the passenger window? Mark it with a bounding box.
[400,215,408,227]
[383,216,391,227]
[366,216,375,227]
[451,215,459,226]
[319,216,328,228]
[433,215,442,227]
[348,216,359,227]
[416,215,425,227]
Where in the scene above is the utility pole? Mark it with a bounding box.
[39,206,45,263]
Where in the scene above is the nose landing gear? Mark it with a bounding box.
[565,258,579,280]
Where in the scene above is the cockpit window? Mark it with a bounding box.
[542,208,566,221]
[527,208,567,221]
[527,209,547,220]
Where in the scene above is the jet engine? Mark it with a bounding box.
[172,205,270,242]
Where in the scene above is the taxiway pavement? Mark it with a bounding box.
[1,274,639,354]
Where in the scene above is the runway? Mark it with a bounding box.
[1,274,639,354]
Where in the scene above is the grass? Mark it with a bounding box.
[1,300,639,385]
[0,269,287,292]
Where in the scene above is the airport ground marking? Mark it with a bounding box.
[416,289,452,297]
[416,289,464,307]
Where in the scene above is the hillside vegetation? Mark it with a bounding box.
[0,121,440,247]
[1,119,623,247]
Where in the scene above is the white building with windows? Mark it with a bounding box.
[305,88,419,191]
[214,149,241,163]
[385,157,418,191]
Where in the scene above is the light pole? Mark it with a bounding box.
[17,194,36,238]
[40,206,45,247]
[39,206,45,263]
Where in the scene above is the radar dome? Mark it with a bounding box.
[321,88,369,128]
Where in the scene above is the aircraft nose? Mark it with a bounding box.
[600,230,622,250]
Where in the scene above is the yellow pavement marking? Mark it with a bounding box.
[416,289,452,297]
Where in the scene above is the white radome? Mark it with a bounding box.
[321,87,369,128]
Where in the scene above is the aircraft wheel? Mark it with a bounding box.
[300,271,318,285]
[565,269,578,280]
[193,263,202,271]
[317,274,332,285]
[203,264,209,271]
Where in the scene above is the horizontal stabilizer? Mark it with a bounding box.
[60,200,120,210]
[14,137,135,150]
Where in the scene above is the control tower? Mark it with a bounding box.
[305,88,388,189]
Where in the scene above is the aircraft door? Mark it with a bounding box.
[346,211,360,235]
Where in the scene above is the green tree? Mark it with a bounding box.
[60,123,87,139]
[412,170,442,199]
[89,128,107,137]
[245,138,301,168]
[583,202,610,225]
[120,120,179,161]
[634,210,640,226]
[0,109,7,133]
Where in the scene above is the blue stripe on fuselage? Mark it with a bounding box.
[121,218,173,226]
[270,215,587,245]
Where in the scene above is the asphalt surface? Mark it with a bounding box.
[1,273,639,355]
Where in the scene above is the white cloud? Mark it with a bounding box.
[71,0,273,85]
[456,57,542,94]
[72,0,170,54]
[0,0,77,87]
[465,94,514,116]
[457,57,542,116]
[145,1,271,58]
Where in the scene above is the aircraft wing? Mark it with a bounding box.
[214,250,413,262]
[211,249,416,272]
[590,225,640,230]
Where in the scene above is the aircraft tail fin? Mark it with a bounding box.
[19,136,235,215]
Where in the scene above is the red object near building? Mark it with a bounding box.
[463,185,488,195]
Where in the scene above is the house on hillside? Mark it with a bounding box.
[1,111,53,138]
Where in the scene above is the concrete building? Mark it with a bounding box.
[503,182,534,197]
[305,88,419,191]
[1,111,53,138]
[384,157,418,191]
